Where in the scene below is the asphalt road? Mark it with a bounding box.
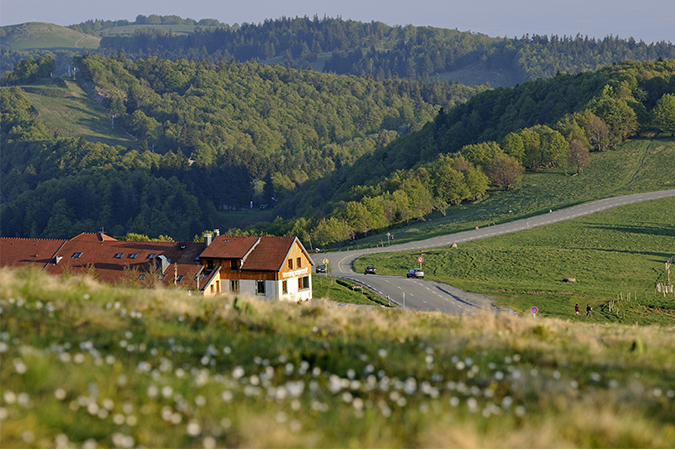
[312,189,675,314]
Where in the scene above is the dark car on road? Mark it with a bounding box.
[364,265,376,275]
[407,268,424,278]
[316,264,327,274]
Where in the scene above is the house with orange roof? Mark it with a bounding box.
[198,233,314,301]
[0,231,313,300]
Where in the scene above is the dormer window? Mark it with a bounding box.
[129,253,138,259]
[72,252,83,259]
[114,253,124,259]
[148,253,157,259]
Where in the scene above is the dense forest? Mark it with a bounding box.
[2,55,674,246]
[96,16,675,85]
[0,54,485,240]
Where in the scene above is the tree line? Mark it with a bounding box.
[96,16,675,85]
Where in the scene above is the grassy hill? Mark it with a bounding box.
[1,22,100,51]
[1,267,674,447]
[20,78,133,147]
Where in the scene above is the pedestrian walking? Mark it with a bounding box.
[575,304,579,315]
[585,304,592,318]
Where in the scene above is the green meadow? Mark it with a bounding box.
[1,268,674,448]
[356,196,675,325]
[21,79,134,147]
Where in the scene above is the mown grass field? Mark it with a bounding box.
[21,79,134,148]
[349,137,675,251]
[1,268,674,448]
[356,197,675,325]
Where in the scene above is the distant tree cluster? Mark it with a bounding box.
[95,16,675,85]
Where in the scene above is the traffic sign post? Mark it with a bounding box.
[418,256,424,269]
[531,306,538,318]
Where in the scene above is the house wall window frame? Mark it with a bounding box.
[298,276,310,291]
[282,280,288,294]
[288,258,293,270]
[230,279,239,293]
[256,280,266,296]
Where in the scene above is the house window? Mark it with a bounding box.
[177,275,183,282]
[72,252,83,259]
[298,276,310,290]
[148,253,157,259]
[297,257,301,268]
[282,280,288,294]
[256,281,266,296]
[230,260,237,271]
[129,253,138,259]
[230,280,239,293]
[288,258,293,270]
[210,284,214,293]
[207,259,214,270]
[114,253,124,259]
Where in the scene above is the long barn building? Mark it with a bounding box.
[0,232,313,301]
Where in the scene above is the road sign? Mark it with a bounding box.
[531,306,538,314]
[418,256,424,263]
[322,259,329,265]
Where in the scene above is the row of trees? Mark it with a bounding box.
[96,16,675,86]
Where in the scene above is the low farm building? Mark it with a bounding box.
[0,232,313,300]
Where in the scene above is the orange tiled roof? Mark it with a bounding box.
[0,238,67,268]
[199,236,260,259]
[242,236,296,271]
[46,234,203,287]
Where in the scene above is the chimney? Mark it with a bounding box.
[204,233,213,247]
[214,229,220,237]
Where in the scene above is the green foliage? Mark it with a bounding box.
[94,16,675,87]
[653,93,675,135]
[1,55,56,85]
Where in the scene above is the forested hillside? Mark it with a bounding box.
[96,16,675,86]
[265,59,675,246]
[0,54,485,240]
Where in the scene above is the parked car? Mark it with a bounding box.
[316,264,327,274]
[364,265,376,275]
[407,268,425,278]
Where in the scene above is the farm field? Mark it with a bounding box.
[1,268,674,448]
[355,196,675,325]
[348,138,675,251]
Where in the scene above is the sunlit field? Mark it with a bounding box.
[1,268,674,448]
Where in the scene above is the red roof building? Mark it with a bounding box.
[0,232,313,300]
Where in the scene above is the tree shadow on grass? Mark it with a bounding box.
[587,224,675,238]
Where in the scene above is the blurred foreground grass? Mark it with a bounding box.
[1,268,674,448]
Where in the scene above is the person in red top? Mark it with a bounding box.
[575,304,579,315]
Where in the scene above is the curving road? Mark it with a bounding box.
[312,190,675,314]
